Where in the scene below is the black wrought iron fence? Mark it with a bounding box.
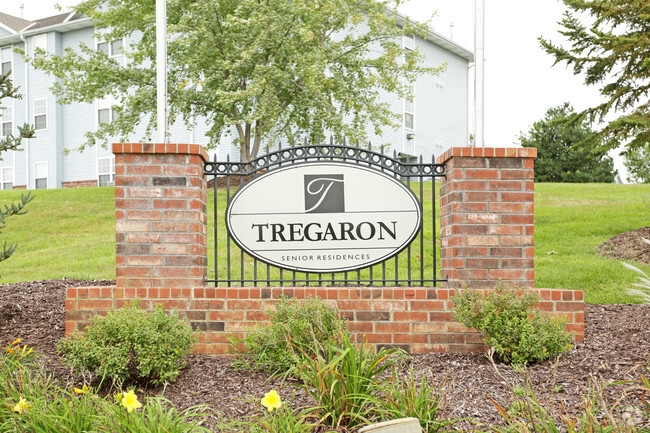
[204,140,446,287]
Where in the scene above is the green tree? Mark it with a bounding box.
[624,144,650,183]
[0,71,34,270]
[519,103,617,183]
[540,0,650,154]
[28,0,443,162]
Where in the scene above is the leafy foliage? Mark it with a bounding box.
[27,0,443,162]
[379,369,457,433]
[624,144,650,183]
[98,395,210,433]
[1,341,209,433]
[452,286,573,365]
[57,302,197,385]
[519,103,617,182]
[296,331,404,430]
[540,0,650,154]
[230,296,348,375]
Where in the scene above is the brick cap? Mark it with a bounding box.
[436,147,537,164]
[112,143,209,162]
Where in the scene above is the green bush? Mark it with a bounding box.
[231,296,348,375]
[296,331,404,430]
[452,286,572,365]
[57,302,197,385]
[379,369,458,433]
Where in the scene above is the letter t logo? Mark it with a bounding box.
[304,175,345,213]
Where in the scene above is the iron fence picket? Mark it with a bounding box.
[204,142,446,287]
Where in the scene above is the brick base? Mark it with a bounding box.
[66,286,585,354]
[62,180,99,188]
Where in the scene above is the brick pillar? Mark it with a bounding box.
[113,143,208,291]
[438,147,537,289]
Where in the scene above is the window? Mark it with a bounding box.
[110,39,123,56]
[0,167,13,190]
[32,34,47,55]
[97,38,123,57]
[97,97,119,125]
[34,161,47,189]
[98,157,115,187]
[404,85,414,131]
[34,98,47,130]
[1,106,12,137]
[403,34,415,51]
[1,46,12,76]
[404,99,414,130]
[403,34,415,66]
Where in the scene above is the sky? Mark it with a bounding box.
[2,0,622,175]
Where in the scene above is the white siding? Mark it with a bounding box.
[414,37,469,160]
[61,26,101,184]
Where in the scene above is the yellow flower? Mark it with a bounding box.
[6,338,20,354]
[12,397,30,414]
[121,390,142,413]
[261,390,282,412]
[74,384,92,394]
[114,392,123,403]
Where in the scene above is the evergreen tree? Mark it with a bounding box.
[519,103,617,183]
[0,72,35,153]
[540,0,650,154]
[624,144,650,183]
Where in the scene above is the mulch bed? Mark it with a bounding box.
[1,278,649,431]
[597,226,650,265]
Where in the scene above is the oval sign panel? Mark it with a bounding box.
[226,162,422,273]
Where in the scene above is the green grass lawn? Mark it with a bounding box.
[534,183,650,303]
[0,188,116,282]
[0,183,648,304]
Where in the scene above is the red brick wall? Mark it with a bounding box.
[65,285,584,354]
[63,144,585,354]
[438,147,537,289]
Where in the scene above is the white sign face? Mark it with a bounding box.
[226,162,422,273]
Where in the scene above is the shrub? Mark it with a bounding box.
[231,296,348,375]
[379,369,458,433]
[57,302,196,385]
[452,286,573,365]
[296,331,405,430]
